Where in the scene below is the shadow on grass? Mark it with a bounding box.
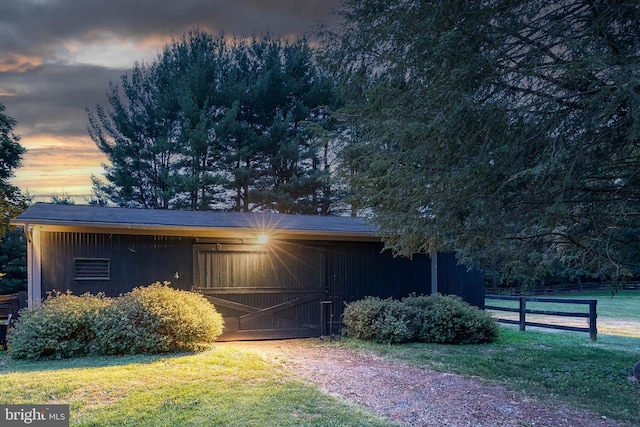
[0,349,199,374]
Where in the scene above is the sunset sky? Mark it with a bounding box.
[0,0,340,202]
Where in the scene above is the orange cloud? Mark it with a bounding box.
[10,134,106,201]
[0,89,17,97]
[0,54,43,72]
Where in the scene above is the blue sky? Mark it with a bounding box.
[0,0,339,201]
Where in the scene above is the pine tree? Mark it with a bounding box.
[89,31,343,213]
[322,0,640,281]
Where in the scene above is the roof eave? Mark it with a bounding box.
[11,219,382,242]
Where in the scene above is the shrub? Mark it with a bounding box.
[342,297,416,344]
[8,283,224,359]
[7,292,109,359]
[343,294,499,345]
[404,294,499,344]
[91,282,224,355]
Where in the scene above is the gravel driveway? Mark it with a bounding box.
[218,339,629,427]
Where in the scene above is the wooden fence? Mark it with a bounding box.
[487,281,640,295]
[485,295,597,341]
[0,291,27,315]
[0,292,27,350]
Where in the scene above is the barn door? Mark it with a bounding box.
[193,243,325,340]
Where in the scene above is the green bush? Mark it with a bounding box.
[8,283,225,359]
[343,294,499,345]
[404,294,499,344]
[7,292,109,359]
[91,282,224,355]
[342,297,416,344]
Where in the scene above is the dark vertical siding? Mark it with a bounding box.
[325,242,431,322]
[41,232,194,298]
[436,252,485,308]
[194,243,325,290]
[325,247,484,324]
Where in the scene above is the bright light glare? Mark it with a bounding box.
[257,234,268,244]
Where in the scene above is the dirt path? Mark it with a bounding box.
[218,339,630,427]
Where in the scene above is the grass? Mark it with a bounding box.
[557,290,640,322]
[0,347,396,427]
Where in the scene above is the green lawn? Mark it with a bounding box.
[0,347,395,427]
[560,290,640,321]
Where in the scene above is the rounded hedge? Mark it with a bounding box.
[403,294,499,344]
[7,282,224,359]
[7,292,108,359]
[92,282,224,355]
[343,293,498,345]
[341,296,416,344]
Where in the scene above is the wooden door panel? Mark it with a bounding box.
[193,243,325,340]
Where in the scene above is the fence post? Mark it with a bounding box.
[589,300,597,341]
[18,291,27,309]
[519,297,526,331]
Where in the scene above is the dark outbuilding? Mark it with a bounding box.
[12,203,484,340]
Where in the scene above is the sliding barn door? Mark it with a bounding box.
[193,243,325,340]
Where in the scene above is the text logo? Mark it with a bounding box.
[1,405,69,426]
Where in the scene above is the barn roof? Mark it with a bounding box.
[12,203,380,241]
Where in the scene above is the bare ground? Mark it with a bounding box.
[218,339,631,427]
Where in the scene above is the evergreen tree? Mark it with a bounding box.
[49,190,75,204]
[89,60,179,209]
[0,226,26,294]
[89,30,342,213]
[0,103,27,230]
[217,36,342,213]
[155,30,227,210]
[322,0,640,281]
[0,103,28,294]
